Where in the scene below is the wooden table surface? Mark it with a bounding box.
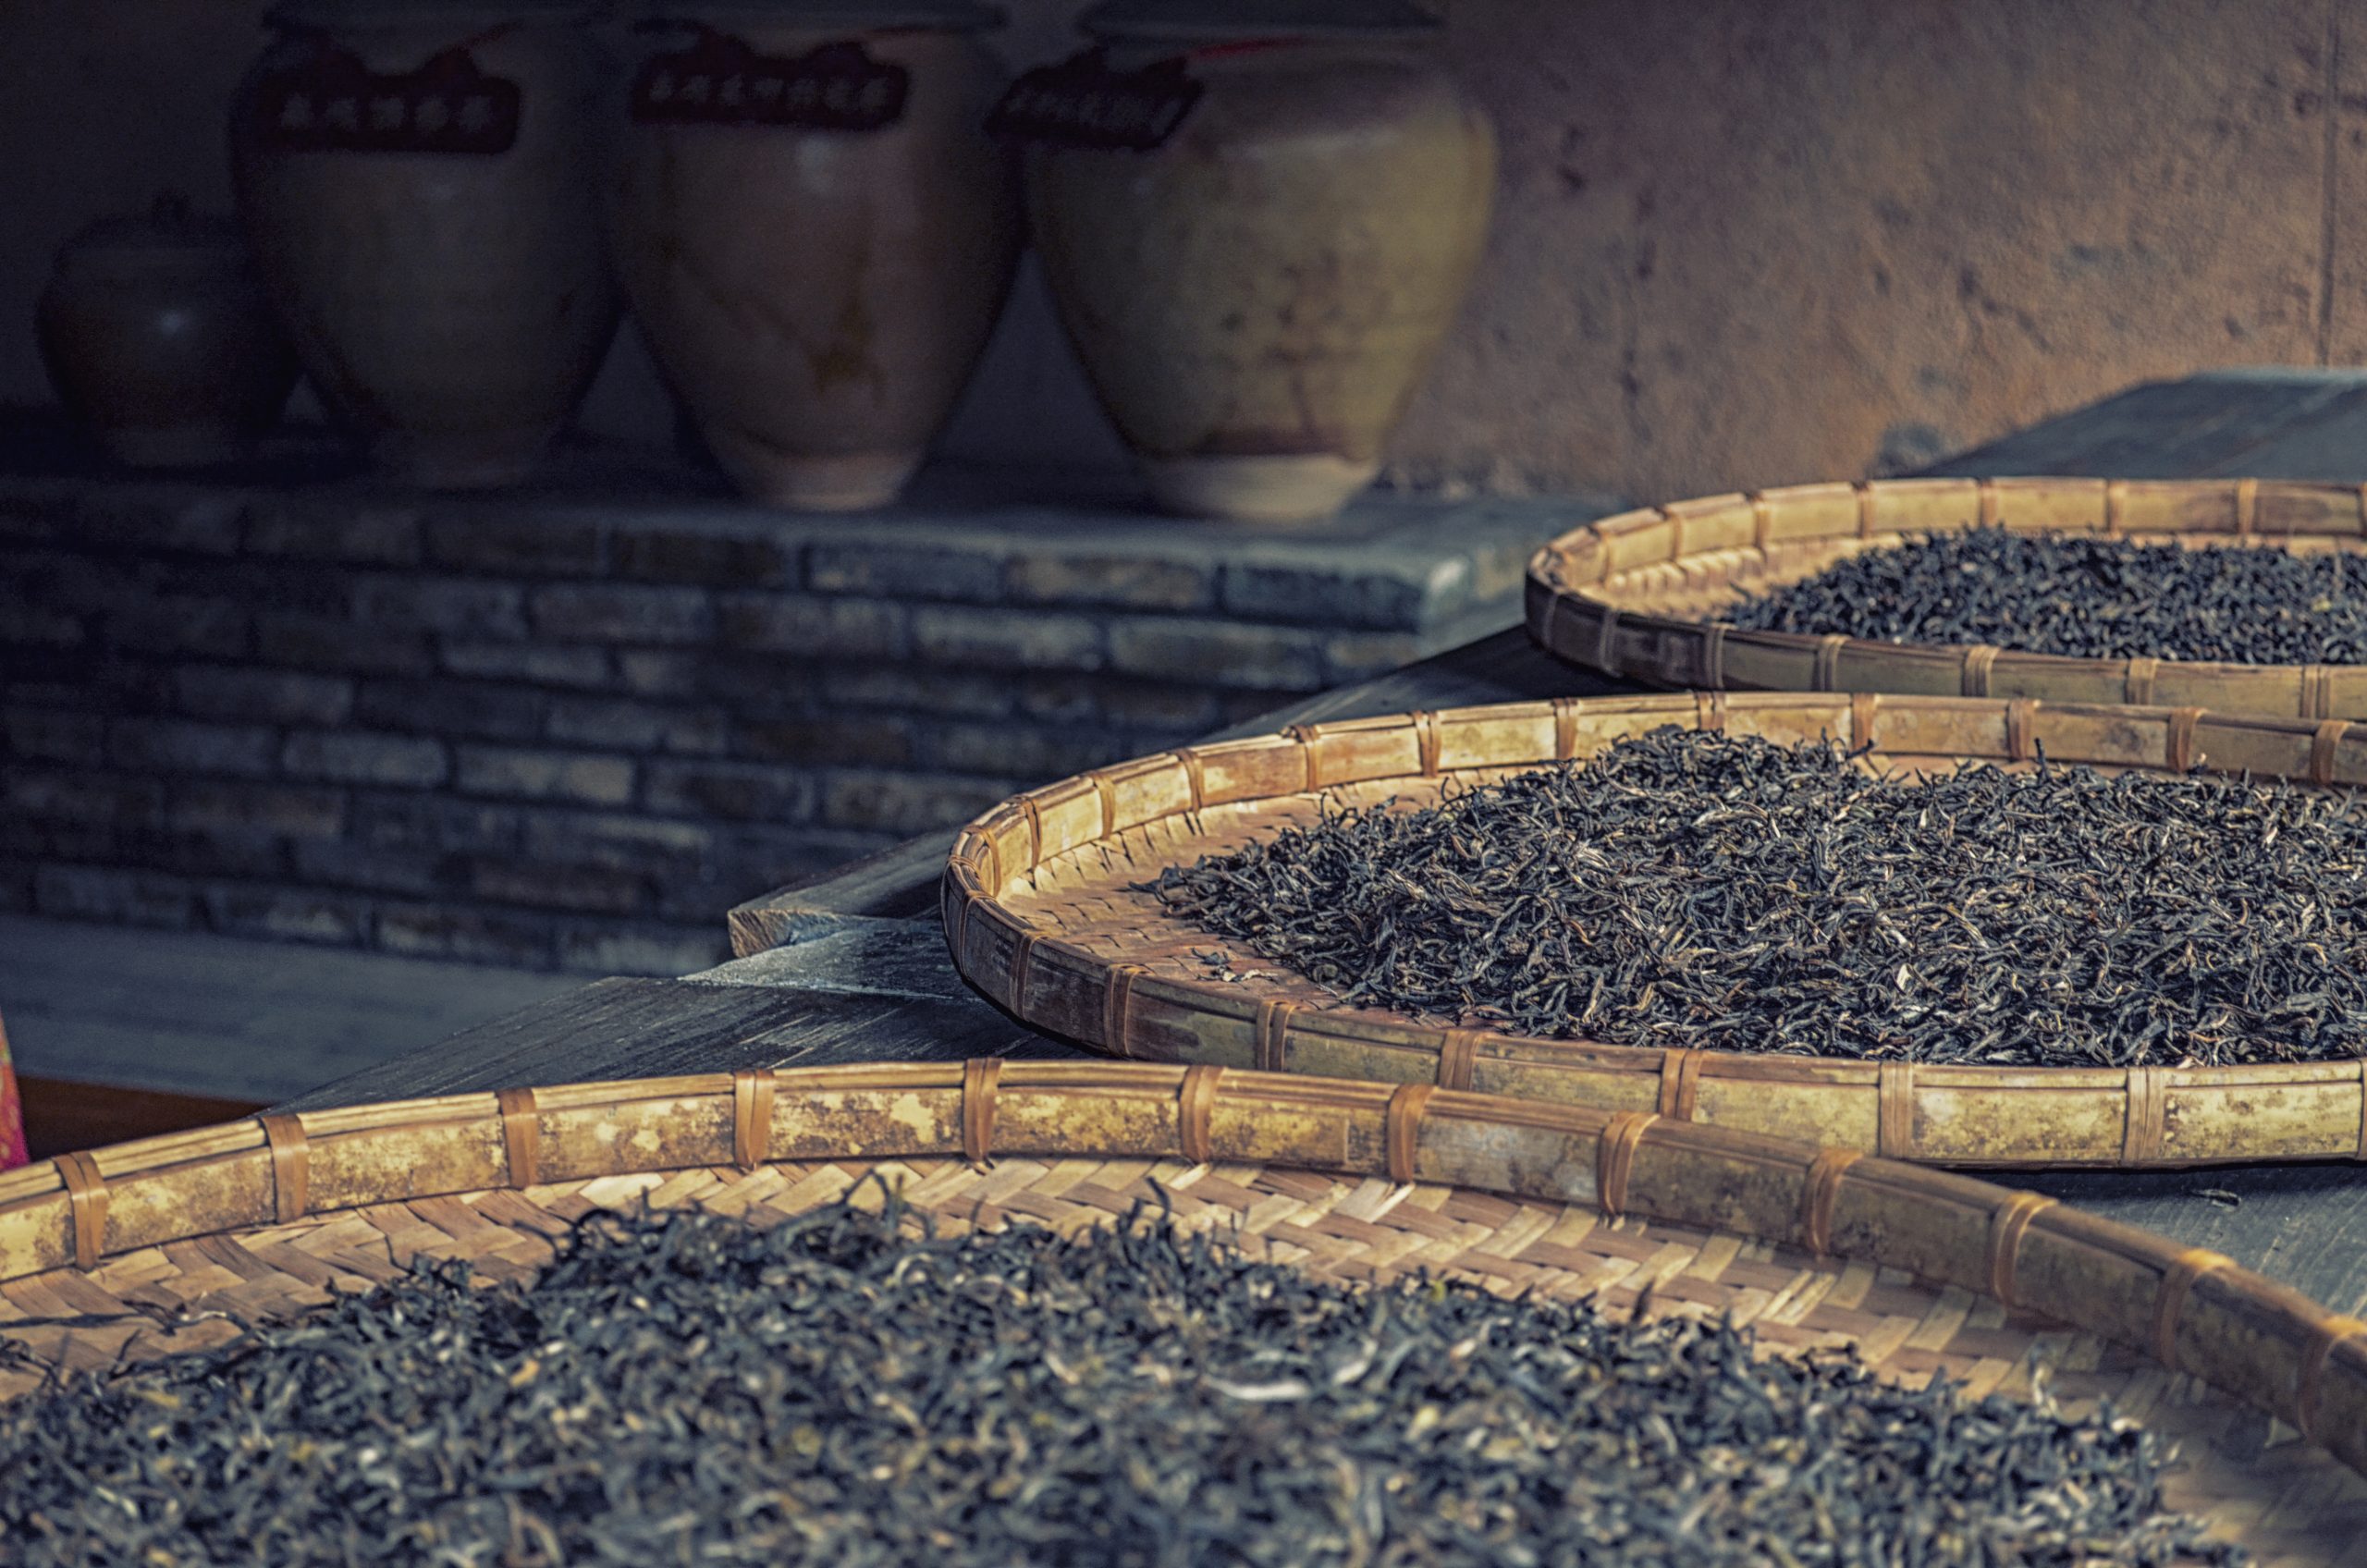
[282,368,2367,1317]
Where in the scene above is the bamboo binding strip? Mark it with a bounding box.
[942,692,2367,1170]
[1525,476,2367,718]
[1,1060,2366,1563]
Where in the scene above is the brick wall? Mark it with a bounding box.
[0,440,1609,974]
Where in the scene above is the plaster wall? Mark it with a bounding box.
[6,0,2357,501]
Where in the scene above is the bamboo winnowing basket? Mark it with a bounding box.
[944,692,2367,1169]
[1525,477,2367,718]
[2,1061,2366,1563]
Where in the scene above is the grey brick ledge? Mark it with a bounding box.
[0,437,1622,635]
[0,426,1621,971]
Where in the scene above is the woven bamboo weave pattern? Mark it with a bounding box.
[1525,476,2367,718]
[3,1063,2366,1564]
[943,692,2367,1168]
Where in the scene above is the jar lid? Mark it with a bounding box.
[57,192,248,266]
[1078,0,1441,43]
[632,0,1002,30]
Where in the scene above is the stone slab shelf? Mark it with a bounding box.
[0,416,1617,976]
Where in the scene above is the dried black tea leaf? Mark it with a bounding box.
[1149,729,2367,1068]
[0,1197,2239,1566]
[1729,527,2367,664]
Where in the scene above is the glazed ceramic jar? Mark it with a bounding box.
[38,193,298,468]
[608,1,1021,511]
[229,0,620,488]
[1017,0,1495,522]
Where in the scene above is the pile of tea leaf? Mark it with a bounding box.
[1149,728,2367,1067]
[0,1197,2238,1567]
[1727,526,2367,663]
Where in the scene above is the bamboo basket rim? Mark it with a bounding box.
[6,1058,2367,1501]
[940,690,2367,1170]
[1524,476,2367,719]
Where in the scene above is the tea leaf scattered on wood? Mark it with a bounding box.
[1148,729,2367,1067]
[0,1197,2238,1566]
[1728,526,2367,663]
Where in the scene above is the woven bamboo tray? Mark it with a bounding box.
[943,691,2367,1170]
[1524,477,2367,718]
[0,1063,2361,1563]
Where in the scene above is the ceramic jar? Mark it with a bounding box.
[37,193,299,468]
[1020,0,1495,522]
[608,1,1021,511]
[229,0,620,488]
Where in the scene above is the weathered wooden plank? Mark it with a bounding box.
[0,912,582,1101]
[1926,370,2367,480]
[2181,384,2367,478]
[2017,1165,2367,1318]
[703,919,976,1002]
[728,840,953,953]
[274,977,1089,1113]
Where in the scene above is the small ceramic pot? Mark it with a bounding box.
[1020,0,1496,522]
[37,193,298,468]
[229,0,621,488]
[608,1,1021,511]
